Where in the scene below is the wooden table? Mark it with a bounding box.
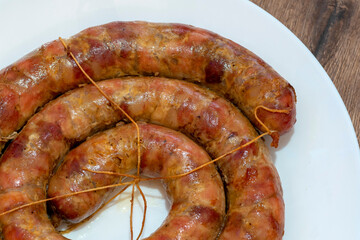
[251,0,360,145]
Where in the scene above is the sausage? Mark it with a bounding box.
[0,77,284,239]
[47,122,225,239]
[0,21,296,152]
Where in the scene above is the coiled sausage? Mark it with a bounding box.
[0,77,284,239]
[48,122,225,239]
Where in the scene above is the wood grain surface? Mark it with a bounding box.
[251,0,360,145]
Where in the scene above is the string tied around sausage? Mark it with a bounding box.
[254,105,291,148]
[0,132,18,142]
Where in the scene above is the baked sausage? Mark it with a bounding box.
[0,77,284,239]
[0,21,296,152]
[48,122,225,239]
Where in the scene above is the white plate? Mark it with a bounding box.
[0,0,359,239]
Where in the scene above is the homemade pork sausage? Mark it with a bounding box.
[0,21,296,152]
[0,77,284,239]
[48,122,225,239]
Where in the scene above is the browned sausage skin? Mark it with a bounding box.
[47,122,225,239]
[0,21,296,151]
[0,77,284,239]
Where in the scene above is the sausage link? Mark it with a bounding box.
[0,77,283,239]
[0,21,296,152]
[48,122,225,239]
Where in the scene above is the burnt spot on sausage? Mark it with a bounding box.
[1,135,27,159]
[4,142,26,159]
[119,102,130,118]
[72,62,95,82]
[176,99,195,127]
[86,38,117,69]
[66,155,83,175]
[189,205,221,225]
[65,40,95,81]
[104,22,138,55]
[205,59,224,83]
[139,149,148,170]
[0,87,19,133]
[37,121,63,143]
[232,139,259,160]
[237,166,281,207]
[198,104,221,138]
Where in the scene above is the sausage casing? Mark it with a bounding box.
[0,21,296,151]
[0,77,283,239]
[48,122,225,239]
